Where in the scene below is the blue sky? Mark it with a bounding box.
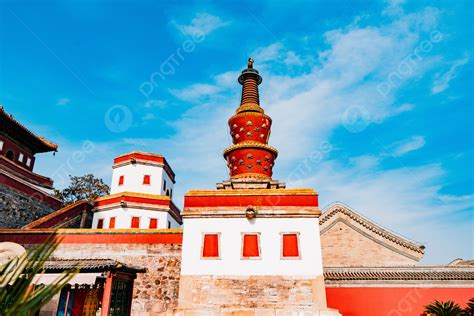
[0,0,472,263]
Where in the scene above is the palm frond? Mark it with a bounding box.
[425,299,462,316]
[0,235,79,316]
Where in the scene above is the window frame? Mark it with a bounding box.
[241,232,261,260]
[97,219,104,229]
[200,232,221,260]
[131,216,140,229]
[149,218,158,229]
[25,157,31,167]
[118,175,124,186]
[143,174,151,185]
[109,217,116,229]
[18,152,24,163]
[280,232,301,260]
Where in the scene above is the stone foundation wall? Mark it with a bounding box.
[0,185,56,228]
[37,243,182,315]
[178,275,327,310]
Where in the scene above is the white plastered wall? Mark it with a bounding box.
[180,217,324,276]
[92,207,180,229]
[110,163,174,196]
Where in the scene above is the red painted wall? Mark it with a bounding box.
[184,193,318,208]
[326,287,473,316]
[0,229,183,244]
[0,135,35,170]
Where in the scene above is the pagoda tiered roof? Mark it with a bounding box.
[0,106,58,153]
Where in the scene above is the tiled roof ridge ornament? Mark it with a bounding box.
[220,58,285,189]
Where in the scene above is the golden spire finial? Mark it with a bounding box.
[248,57,254,68]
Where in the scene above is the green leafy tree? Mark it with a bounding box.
[0,237,78,315]
[54,174,110,206]
[425,300,462,316]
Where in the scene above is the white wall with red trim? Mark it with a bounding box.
[92,207,180,229]
[180,217,324,276]
[111,163,174,197]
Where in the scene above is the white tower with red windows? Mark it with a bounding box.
[91,151,182,229]
[176,60,340,315]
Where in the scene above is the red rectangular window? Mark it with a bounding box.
[118,175,124,186]
[242,234,260,258]
[131,217,140,228]
[202,234,219,258]
[282,233,300,258]
[97,219,104,229]
[149,218,158,229]
[109,217,116,229]
[143,175,150,185]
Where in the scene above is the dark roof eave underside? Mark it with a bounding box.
[0,110,58,153]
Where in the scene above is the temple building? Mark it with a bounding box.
[176,58,336,314]
[91,151,181,230]
[0,60,472,316]
[0,106,61,228]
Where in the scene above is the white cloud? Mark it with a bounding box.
[34,138,118,190]
[143,99,166,108]
[284,51,303,66]
[393,103,414,114]
[253,43,285,63]
[389,135,426,157]
[162,3,443,183]
[251,43,307,70]
[214,71,241,88]
[170,83,223,102]
[141,113,156,121]
[35,3,470,263]
[382,0,406,16]
[431,56,470,94]
[174,13,229,37]
[285,154,473,263]
[56,98,70,106]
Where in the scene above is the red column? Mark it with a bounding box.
[101,272,114,316]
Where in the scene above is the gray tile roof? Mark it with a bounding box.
[43,259,145,273]
[324,266,474,282]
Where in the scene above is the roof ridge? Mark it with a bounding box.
[320,202,425,254]
[22,200,91,229]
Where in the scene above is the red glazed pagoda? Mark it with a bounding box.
[220,58,285,190]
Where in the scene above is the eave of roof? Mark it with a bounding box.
[0,106,58,153]
[324,266,474,281]
[42,258,146,274]
[22,200,92,229]
[320,202,425,255]
[113,151,175,182]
